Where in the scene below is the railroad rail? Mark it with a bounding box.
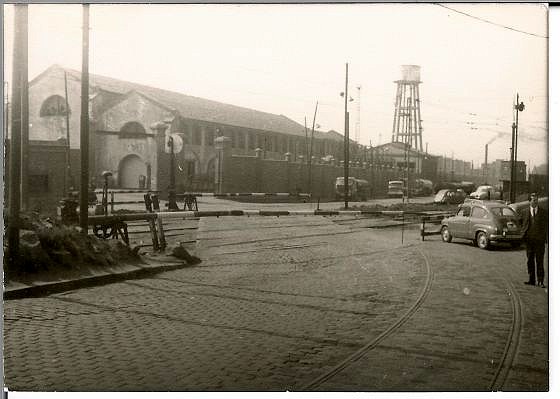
[301,248,434,390]
[489,278,523,391]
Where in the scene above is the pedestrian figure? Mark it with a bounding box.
[521,193,548,287]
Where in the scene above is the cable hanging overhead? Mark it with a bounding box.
[436,4,548,39]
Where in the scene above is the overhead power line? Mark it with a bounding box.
[436,4,548,39]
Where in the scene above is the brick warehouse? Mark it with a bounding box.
[10,64,360,202]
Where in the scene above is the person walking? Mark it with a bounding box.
[521,193,548,287]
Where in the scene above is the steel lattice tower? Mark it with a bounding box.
[391,65,423,151]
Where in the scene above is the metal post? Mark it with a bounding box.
[80,4,90,234]
[484,144,488,184]
[3,82,9,142]
[7,4,27,263]
[509,122,515,202]
[20,7,29,210]
[168,135,178,210]
[308,101,318,197]
[344,63,349,209]
[110,191,114,214]
[513,93,523,203]
[64,71,72,194]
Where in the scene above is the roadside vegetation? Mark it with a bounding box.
[3,211,142,282]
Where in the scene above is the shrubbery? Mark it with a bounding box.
[3,211,141,281]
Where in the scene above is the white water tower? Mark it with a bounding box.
[391,65,424,151]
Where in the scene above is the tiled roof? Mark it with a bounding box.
[44,65,343,141]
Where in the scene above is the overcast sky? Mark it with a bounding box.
[3,3,548,167]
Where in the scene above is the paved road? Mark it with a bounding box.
[3,214,548,391]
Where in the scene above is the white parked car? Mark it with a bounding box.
[469,185,501,200]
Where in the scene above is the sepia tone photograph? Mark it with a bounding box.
[2,1,551,394]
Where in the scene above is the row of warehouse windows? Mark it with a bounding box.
[39,95,343,156]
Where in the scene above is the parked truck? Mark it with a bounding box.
[335,177,370,201]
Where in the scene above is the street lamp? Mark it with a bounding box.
[167,134,179,210]
[343,63,349,209]
[509,94,524,202]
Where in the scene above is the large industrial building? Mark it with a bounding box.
[20,64,356,194]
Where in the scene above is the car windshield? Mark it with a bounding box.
[490,206,516,217]
[434,190,447,201]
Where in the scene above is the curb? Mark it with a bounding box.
[3,258,190,300]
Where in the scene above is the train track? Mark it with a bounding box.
[301,248,434,390]
[488,278,523,391]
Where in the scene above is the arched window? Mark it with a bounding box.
[40,95,69,117]
[120,121,146,134]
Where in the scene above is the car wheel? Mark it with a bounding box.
[476,232,490,250]
[441,226,452,243]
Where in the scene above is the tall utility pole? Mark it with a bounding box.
[344,63,349,209]
[3,82,9,141]
[7,4,28,263]
[21,7,29,210]
[509,93,524,203]
[484,144,488,183]
[80,4,90,234]
[509,122,515,201]
[307,101,318,196]
[64,71,72,194]
[304,116,308,161]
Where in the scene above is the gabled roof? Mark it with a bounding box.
[36,65,343,141]
[372,141,427,156]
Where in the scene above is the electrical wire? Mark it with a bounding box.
[436,4,548,39]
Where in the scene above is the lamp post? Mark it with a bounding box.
[168,134,179,210]
[509,94,524,202]
[343,63,349,209]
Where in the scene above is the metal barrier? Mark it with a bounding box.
[93,191,312,214]
[94,189,161,194]
[88,213,160,250]
[88,205,453,251]
[420,213,452,241]
[155,209,403,219]
[180,192,311,197]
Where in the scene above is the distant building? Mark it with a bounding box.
[370,142,437,178]
[487,159,526,186]
[17,64,356,193]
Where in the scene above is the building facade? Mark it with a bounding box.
[23,65,354,193]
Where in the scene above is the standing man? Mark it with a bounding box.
[521,193,548,287]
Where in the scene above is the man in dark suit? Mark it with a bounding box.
[521,193,548,287]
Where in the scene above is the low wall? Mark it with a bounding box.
[216,137,421,199]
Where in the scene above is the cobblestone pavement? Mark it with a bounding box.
[3,215,548,391]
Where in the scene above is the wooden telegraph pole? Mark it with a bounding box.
[20,6,29,211]
[8,5,28,262]
[307,101,318,196]
[344,63,349,209]
[80,4,90,234]
[509,93,524,203]
[64,71,72,194]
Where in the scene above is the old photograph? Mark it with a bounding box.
[2,2,550,393]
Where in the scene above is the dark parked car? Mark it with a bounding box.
[433,188,466,205]
[440,200,522,249]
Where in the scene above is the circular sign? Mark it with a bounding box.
[165,133,184,154]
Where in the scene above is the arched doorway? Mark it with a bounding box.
[119,154,145,188]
